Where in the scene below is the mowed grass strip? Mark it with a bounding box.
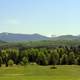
[0,65,80,80]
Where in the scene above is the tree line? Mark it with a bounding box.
[0,45,80,67]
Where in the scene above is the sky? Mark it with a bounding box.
[0,0,80,36]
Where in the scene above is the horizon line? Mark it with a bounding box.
[0,32,80,37]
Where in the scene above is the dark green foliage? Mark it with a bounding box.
[8,59,14,66]
[0,41,80,66]
[60,54,68,65]
[0,56,2,67]
[36,51,48,65]
[76,55,80,65]
[49,49,59,65]
[68,52,75,65]
[21,57,28,66]
[50,66,57,69]
[28,48,38,62]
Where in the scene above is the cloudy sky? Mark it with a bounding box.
[0,0,80,36]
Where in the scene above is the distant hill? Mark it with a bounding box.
[0,40,6,43]
[51,35,79,40]
[0,32,80,42]
[0,40,7,46]
[0,32,49,42]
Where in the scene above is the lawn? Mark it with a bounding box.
[0,65,80,80]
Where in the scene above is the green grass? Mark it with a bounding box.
[0,65,80,80]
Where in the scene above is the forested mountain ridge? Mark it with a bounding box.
[51,35,80,40]
[0,32,48,42]
[0,32,80,42]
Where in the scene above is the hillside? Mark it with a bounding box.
[51,35,80,40]
[0,32,48,42]
[0,32,80,42]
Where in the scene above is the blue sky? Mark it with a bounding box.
[0,0,80,36]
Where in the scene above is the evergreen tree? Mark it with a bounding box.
[76,55,80,65]
[60,54,68,65]
[49,49,59,65]
[68,52,75,65]
[0,56,2,67]
[36,51,48,65]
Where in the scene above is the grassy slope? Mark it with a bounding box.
[0,65,80,80]
[2,40,80,49]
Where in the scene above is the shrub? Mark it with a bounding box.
[21,57,28,66]
[8,59,14,66]
[20,61,24,66]
[50,66,57,69]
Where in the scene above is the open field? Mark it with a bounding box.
[0,65,80,80]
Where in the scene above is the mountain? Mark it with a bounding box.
[0,32,80,42]
[0,32,49,42]
[0,40,6,44]
[51,35,78,40]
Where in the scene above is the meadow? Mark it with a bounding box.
[0,65,80,80]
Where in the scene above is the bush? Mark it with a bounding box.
[20,57,28,66]
[20,61,24,66]
[8,59,14,66]
[50,66,57,69]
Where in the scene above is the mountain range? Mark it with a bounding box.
[0,32,48,42]
[0,32,80,42]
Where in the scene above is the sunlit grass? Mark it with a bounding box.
[0,65,80,80]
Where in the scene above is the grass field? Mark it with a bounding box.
[0,65,80,80]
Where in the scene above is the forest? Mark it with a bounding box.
[0,40,80,67]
